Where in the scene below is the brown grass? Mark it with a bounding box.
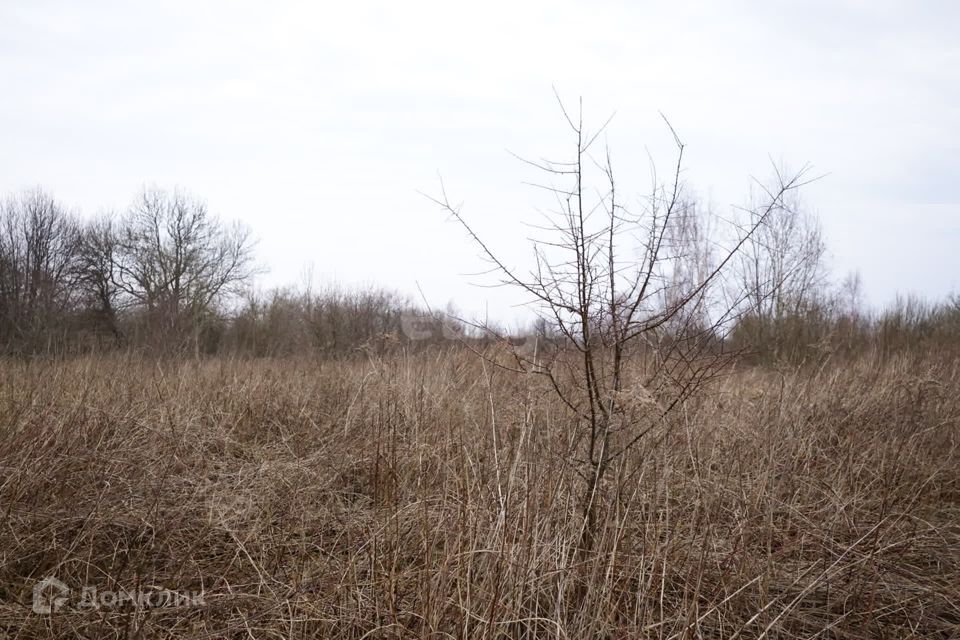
[0,350,957,638]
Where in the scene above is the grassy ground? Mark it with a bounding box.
[0,349,957,638]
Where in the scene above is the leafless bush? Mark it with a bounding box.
[223,283,453,357]
[429,99,813,550]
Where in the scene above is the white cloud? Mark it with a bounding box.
[1,0,957,320]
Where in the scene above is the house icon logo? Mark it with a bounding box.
[32,577,70,614]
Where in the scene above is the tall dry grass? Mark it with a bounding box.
[0,349,957,638]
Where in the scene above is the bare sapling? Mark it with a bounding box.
[428,94,815,553]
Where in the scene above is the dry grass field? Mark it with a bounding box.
[0,349,957,638]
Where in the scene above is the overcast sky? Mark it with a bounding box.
[2,1,957,323]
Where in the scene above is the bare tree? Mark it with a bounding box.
[0,189,80,351]
[113,188,258,352]
[429,98,812,551]
[732,185,827,358]
[75,214,124,343]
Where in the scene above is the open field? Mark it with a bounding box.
[0,350,957,638]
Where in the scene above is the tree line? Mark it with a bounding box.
[0,185,956,359]
[0,187,252,354]
[0,187,441,356]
